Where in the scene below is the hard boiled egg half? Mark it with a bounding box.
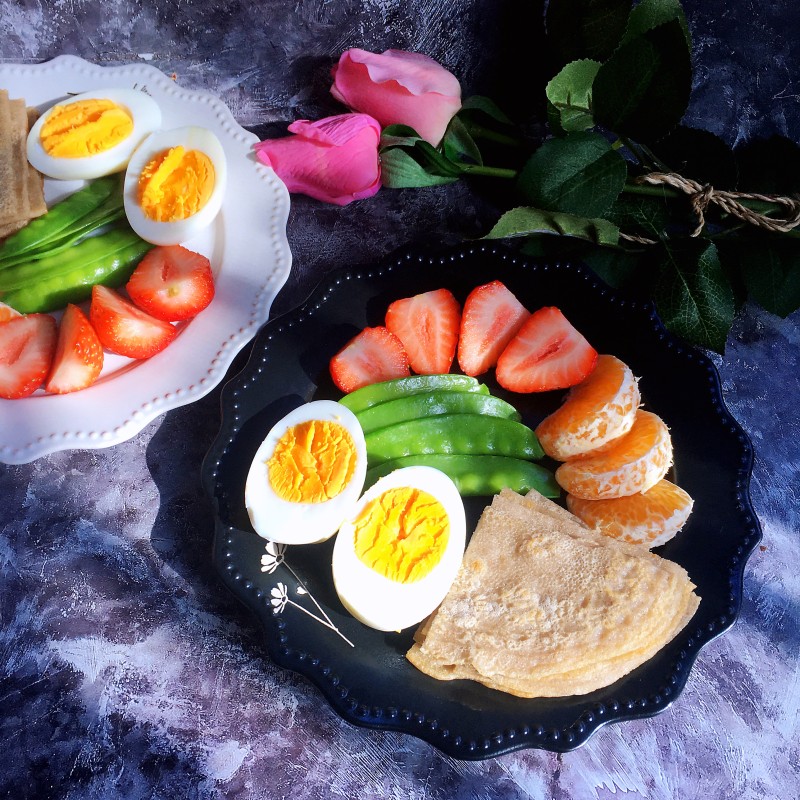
[332,466,466,632]
[245,400,368,546]
[27,88,162,180]
[123,125,227,245]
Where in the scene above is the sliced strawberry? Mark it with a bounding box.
[495,306,598,392]
[384,288,461,374]
[330,326,410,393]
[0,313,57,399]
[457,280,530,376]
[90,285,177,360]
[126,245,215,322]
[45,304,104,394]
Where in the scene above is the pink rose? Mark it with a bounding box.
[253,113,381,206]
[331,49,462,146]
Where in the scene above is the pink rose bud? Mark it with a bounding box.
[331,49,462,146]
[253,113,381,206]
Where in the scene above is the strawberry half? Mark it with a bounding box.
[384,288,461,374]
[495,306,598,392]
[126,245,215,321]
[330,326,410,393]
[0,313,58,399]
[90,285,177,360]
[457,280,531,376]
[45,304,104,394]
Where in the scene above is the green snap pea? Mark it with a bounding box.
[364,413,545,465]
[339,374,487,414]
[0,176,121,266]
[0,227,146,292]
[355,390,520,435]
[365,454,559,498]
[1,232,152,313]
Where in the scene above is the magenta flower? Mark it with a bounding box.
[253,113,382,206]
[331,49,462,146]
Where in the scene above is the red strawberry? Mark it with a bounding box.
[0,313,58,399]
[384,288,461,374]
[90,285,177,359]
[457,280,531,376]
[495,306,598,392]
[126,245,215,321]
[330,326,410,393]
[45,304,104,394]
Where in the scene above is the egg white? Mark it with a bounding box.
[331,466,466,632]
[244,400,367,546]
[26,88,162,180]
[123,125,227,246]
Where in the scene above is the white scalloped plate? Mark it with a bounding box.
[0,56,292,464]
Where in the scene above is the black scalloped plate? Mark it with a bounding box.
[201,243,761,758]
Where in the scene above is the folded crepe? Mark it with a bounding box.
[407,488,700,697]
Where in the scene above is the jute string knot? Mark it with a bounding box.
[634,172,800,237]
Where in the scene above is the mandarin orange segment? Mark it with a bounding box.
[555,409,672,499]
[566,479,694,548]
[535,354,640,460]
[0,302,22,324]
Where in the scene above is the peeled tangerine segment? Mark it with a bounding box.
[555,409,672,499]
[566,478,694,548]
[536,354,640,460]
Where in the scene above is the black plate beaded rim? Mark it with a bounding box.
[200,242,762,759]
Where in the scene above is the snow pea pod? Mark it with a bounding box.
[0,226,144,292]
[1,230,152,313]
[355,389,520,435]
[364,413,545,465]
[0,176,120,266]
[365,454,559,498]
[339,373,486,414]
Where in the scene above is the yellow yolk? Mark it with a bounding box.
[137,146,215,222]
[267,420,358,504]
[40,99,133,158]
[352,487,450,583]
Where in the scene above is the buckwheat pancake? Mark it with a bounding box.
[0,90,46,238]
[407,489,699,697]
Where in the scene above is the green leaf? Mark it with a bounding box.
[734,135,800,194]
[483,206,620,246]
[458,95,514,126]
[653,240,735,352]
[581,247,643,288]
[607,191,674,240]
[441,116,483,167]
[546,100,568,137]
[379,125,465,187]
[379,148,460,188]
[649,126,737,188]
[517,131,627,217]
[621,0,691,48]
[725,238,800,318]
[545,59,601,133]
[592,19,692,144]
[546,0,633,65]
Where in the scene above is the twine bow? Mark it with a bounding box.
[634,172,800,237]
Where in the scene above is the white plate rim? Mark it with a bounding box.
[0,55,292,464]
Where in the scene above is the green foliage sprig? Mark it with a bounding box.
[380,0,800,352]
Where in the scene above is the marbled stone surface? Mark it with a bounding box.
[1,1,798,798]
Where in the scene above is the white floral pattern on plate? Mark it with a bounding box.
[261,541,354,647]
[0,55,291,464]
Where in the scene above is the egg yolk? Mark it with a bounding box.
[137,146,215,222]
[40,98,134,158]
[267,420,357,504]
[352,487,449,583]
